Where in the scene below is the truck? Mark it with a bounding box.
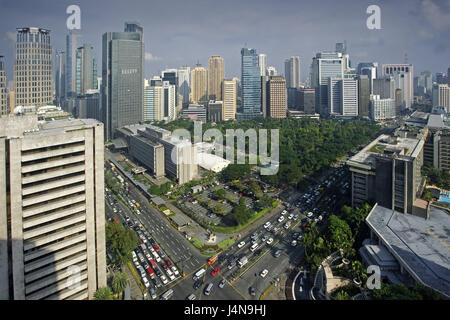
[237,256,248,268]
[192,268,206,280]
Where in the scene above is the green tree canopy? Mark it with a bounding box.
[94,287,115,300]
[112,272,129,297]
[106,222,138,266]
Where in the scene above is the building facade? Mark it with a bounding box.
[55,51,66,107]
[177,66,190,107]
[208,56,224,101]
[207,100,223,122]
[267,76,287,118]
[258,54,267,76]
[222,79,236,121]
[0,116,106,300]
[432,84,450,112]
[284,56,300,89]
[240,48,261,119]
[75,44,97,95]
[65,29,82,99]
[370,95,396,121]
[190,66,207,104]
[381,64,414,109]
[0,57,6,115]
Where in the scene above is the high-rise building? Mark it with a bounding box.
[0,115,106,300]
[432,84,450,112]
[74,90,101,122]
[312,52,344,115]
[144,81,164,122]
[266,76,287,118]
[65,29,82,99]
[373,77,395,99]
[14,27,53,107]
[124,21,143,35]
[370,95,396,120]
[102,23,144,140]
[0,57,7,115]
[287,88,300,109]
[163,81,176,121]
[207,100,223,122]
[8,91,15,114]
[239,48,261,119]
[161,69,178,106]
[284,56,300,88]
[357,62,378,93]
[55,51,66,107]
[190,66,207,104]
[358,75,370,117]
[75,44,97,95]
[266,66,277,76]
[222,79,236,121]
[381,64,414,109]
[261,75,268,117]
[182,104,207,122]
[258,54,267,76]
[436,72,447,85]
[177,66,190,107]
[299,88,316,114]
[208,56,224,101]
[327,77,358,116]
[417,71,432,95]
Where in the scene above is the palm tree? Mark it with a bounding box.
[112,273,128,299]
[94,287,114,300]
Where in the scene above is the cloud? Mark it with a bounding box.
[420,0,450,30]
[145,52,162,61]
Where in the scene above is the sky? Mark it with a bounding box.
[0,0,449,83]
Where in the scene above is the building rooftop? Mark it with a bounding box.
[427,114,445,129]
[366,204,450,298]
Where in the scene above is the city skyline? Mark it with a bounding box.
[1,0,449,83]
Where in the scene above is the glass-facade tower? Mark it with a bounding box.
[240,48,261,119]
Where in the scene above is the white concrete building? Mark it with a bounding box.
[381,64,414,110]
[370,95,396,121]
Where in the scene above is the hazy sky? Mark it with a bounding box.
[0,0,449,82]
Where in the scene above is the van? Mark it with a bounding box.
[193,268,206,281]
[250,242,258,252]
[160,289,174,300]
[204,283,213,296]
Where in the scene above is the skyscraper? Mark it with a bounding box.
[373,77,395,99]
[284,56,300,88]
[381,64,414,109]
[65,29,82,99]
[144,78,164,121]
[163,81,176,121]
[161,69,178,106]
[208,56,224,101]
[102,23,144,140]
[266,76,287,118]
[312,52,344,115]
[222,79,236,121]
[327,77,358,116]
[240,48,261,119]
[75,44,97,95]
[432,84,450,112]
[14,27,53,107]
[266,66,277,76]
[190,66,208,104]
[258,54,267,76]
[358,75,370,117]
[0,115,106,300]
[177,66,190,107]
[55,51,66,107]
[0,57,7,115]
[357,62,378,93]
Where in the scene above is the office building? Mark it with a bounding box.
[436,72,447,85]
[358,75,370,117]
[284,56,300,88]
[8,91,16,114]
[161,69,178,106]
[373,77,395,99]
[182,104,207,122]
[55,51,66,107]
[222,80,236,121]
[370,95,396,121]
[432,84,450,112]
[102,23,144,140]
[190,66,207,104]
[163,81,176,121]
[124,21,143,35]
[208,56,224,101]
[177,66,190,107]
[128,135,165,178]
[0,116,106,300]
[287,87,300,109]
[381,64,414,109]
[312,52,344,115]
[299,88,316,114]
[327,77,358,116]
[258,54,267,76]
[65,29,82,99]
[0,57,6,115]
[207,100,223,122]
[347,133,424,214]
[74,90,101,122]
[416,71,432,95]
[261,75,268,117]
[240,48,261,119]
[266,66,277,76]
[144,80,164,121]
[357,62,378,92]
[14,27,53,107]
[266,76,287,118]
[75,44,97,95]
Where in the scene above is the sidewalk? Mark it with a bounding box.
[261,272,288,300]
[123,264,145,300]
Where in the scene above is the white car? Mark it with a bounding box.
[278,216,285,223]
[260,269,269,278]
[291,240,297,247]
[261,235,268,242]
[281,210,287,215]
[145,252,152,260]
[288,214,294,220]
[237,241,246,248]
[171,266,179,276]
[160,275,168,285]
[266,238,273,245]
[307,212,313,217]
[166,269,175,281]
[142,276,150,288]
[263,221,271,229]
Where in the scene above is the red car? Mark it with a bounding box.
[146,267,155,279]
[211,268,220,276]
[153,244,160,252]
[161,262,168,271]
[165,259,173,268]
[149,259,156,269]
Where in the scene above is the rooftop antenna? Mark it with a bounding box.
[195,60,201,67]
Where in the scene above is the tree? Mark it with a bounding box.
[106,222,138,266]
[214,188,227,200]
[326,215,355,257]
[149,184,161,196]
[221,164,252,182]
[94,287,114,300]
[112,273,128,299]
[160,182,171,194]
[248,181,262,198]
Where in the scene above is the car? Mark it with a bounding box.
[263,221,271,229]
[251,238,258,244]
[165,259,173,268]
[267,225,274,232]
[297,234,303,240]
[186,293,196,300]
[260,269,269,278]
[219,278,227,288]
[293,214,299,221]
[292,232,300,239]
[160,275,168,285]
[249,287,256,296]
[149,238,156,245]
[142,276,150,288]
[153,244,160,252]
[193,279,203,290]
[251,232,258,240]
[161,262,168,271]
[281,210,287,215]
[149,287,157,299]
[154,269,162,277]
[278,216,285,223]
[291,240,297,247]
[261,235,268,242]
[274,249,282,258]
[204,283,214,296]
[237,241,246,248]
[171,266,179,276]
[266,237,273,245]
[142,261,150,270]
[307,212,313,217]
[288,214,294,220]
[284,221,291,229]
[159,250,166,259]
[227,261,236,270]
[211,268,220,276]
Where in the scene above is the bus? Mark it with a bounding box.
[160,289,174,300]
[193,268,206,280]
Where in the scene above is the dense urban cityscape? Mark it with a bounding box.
[0,0,449,307]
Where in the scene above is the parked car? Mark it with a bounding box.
[211,268,220,276]
[193,279,203,290]
[237,241,246,248]
[186,293,196,300]
[249,287,256,296]
[260,269,269,278]
[204,283,214,296]
[266,237,273,245]
[278,216,285,223]
[274,249,282,258]
[219,278,227,288]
